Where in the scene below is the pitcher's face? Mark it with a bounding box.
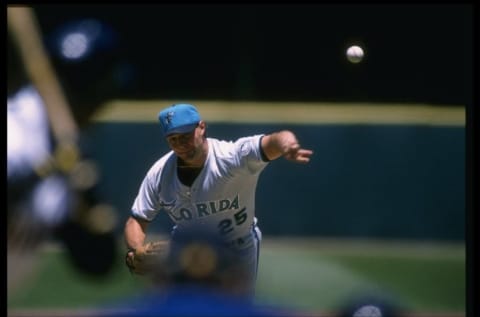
[166,121,207,163]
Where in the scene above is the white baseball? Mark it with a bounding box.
[346,45,364,63]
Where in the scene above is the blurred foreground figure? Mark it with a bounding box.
[7,7,133,292]
[337,294,404,317]
[106,229,296,317]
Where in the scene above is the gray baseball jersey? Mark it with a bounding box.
[131,135,268,252]
[8,85,71,227]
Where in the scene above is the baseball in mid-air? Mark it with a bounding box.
[346,45,364,64]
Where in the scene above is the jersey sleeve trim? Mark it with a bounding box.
[130,212,153,223]
[259,135,270,162]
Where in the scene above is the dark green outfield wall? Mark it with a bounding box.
[85,123,465,242]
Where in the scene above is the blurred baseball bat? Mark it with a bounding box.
[8,7,119,277]
[8,6,78,146]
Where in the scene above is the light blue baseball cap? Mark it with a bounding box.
[158,104,201,136]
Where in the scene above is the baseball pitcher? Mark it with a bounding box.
[124,103,313,293]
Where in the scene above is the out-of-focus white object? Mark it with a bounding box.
[346,45,365,64]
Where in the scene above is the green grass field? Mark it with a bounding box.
[256,238,465,314]
[8,238,465,315]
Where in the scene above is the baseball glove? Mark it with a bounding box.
[125,240,169,275]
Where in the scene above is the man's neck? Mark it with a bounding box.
[178,139,208,168]
[176,140,208,186]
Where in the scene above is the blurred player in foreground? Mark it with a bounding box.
[7,6,133,292]
[107,228,297,317]
[337,294,403,317]
[124,103,313,294]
